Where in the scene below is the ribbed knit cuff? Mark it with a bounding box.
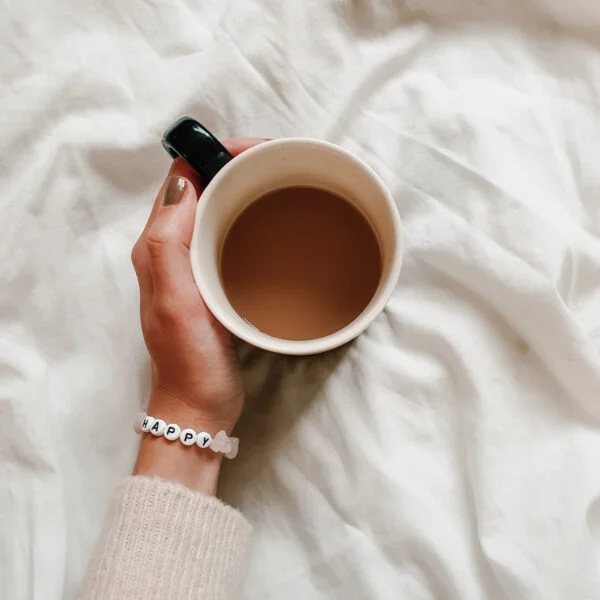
[79,476,252,600]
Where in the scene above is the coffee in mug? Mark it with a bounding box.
[220,186,382,341]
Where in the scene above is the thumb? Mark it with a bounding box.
[146,175,199,300]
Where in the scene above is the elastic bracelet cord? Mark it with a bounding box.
[135,415,239,459]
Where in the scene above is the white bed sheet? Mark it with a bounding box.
[2,1,600,598]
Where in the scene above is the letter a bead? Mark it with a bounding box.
[150,419,166,436]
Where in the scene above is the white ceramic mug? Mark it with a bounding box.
[162,117,403,355]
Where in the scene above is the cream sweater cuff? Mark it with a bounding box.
[80,476,252,600]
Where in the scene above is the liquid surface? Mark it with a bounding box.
[220,186,382,341]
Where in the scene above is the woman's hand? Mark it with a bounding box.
[131,138,265,493]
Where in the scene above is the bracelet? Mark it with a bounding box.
[135,415,239,459]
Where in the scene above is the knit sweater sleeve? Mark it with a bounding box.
[79,476,252,600]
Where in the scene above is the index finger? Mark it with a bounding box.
[224,137,271,156]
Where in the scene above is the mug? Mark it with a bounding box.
[162,116,403,355]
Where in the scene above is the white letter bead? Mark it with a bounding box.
[196,432,213,449]
[180,428,197,446]
[140,416,156,432]
[163,423,181,441]
[149,418,166,436]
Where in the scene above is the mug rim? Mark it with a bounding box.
[190,137,403,355]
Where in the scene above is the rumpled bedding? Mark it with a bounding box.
[2,1,600,598]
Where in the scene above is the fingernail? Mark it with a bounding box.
[161,176,187,206]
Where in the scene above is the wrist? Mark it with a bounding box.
[133,400,228,495]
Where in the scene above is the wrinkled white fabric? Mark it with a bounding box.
[2,1,600,599]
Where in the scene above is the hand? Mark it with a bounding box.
[131,138,266,492]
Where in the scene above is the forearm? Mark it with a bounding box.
[81,152,257,599]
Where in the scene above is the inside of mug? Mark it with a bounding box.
[190,139,401,354]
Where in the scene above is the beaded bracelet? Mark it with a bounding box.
[136,415,239,459]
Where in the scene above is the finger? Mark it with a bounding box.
[133,158,204,312]
[168,157,204,195]
[141,158,204,241]
[146,175,200,311]
[223,137,270,157]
